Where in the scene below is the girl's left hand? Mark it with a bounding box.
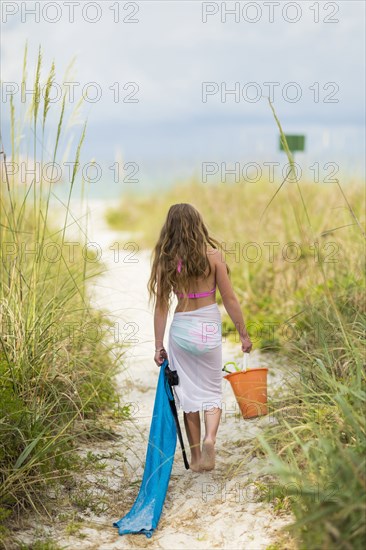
[240,335,253,353]
[154,347,168,367]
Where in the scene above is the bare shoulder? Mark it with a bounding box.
[206,246,222,267]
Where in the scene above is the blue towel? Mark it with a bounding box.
[113,359,177,538]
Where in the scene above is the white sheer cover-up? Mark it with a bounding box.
[167,303,223,413]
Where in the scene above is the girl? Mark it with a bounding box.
[147,203,252,472]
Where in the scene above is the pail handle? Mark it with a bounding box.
[242,352,250,371]
[223,354,250,374]
[222,361,240,374]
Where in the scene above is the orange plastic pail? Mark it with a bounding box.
[224,368,268,419]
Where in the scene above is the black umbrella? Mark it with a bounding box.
[163,359,190,470]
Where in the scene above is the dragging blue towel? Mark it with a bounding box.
[112,358,177,538]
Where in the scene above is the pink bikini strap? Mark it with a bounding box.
[176,286,216,299]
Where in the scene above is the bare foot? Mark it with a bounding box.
[200,439,215,471]
[189,461,202,473]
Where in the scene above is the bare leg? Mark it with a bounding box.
[203,407,221,443]
[183,411,201,471]
[201,407,222,470]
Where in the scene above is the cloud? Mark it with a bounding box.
[1,0,365,188]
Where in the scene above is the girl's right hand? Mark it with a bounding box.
[240,335,253,353]
[154,347,168,367]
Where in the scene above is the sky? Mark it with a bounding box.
[1,0,365,198]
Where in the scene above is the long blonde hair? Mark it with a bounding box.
[147,203,230,311]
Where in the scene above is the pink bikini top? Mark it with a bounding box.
[174,258,216,299]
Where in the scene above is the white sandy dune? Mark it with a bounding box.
[16,198,292,550]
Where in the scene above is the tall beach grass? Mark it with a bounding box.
[0,44,129,540]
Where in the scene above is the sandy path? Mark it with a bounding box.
[17,199,291,549]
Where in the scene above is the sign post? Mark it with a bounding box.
[279,134,306,181]
[279,134,305,153]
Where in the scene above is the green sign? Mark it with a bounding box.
[279,134,305,152]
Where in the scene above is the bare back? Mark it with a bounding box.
[174,246,217,313]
